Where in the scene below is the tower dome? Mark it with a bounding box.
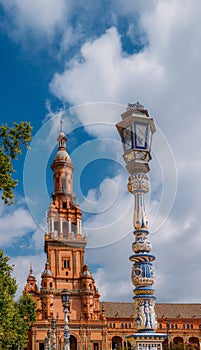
[52,132,73,167]
[42,261,52,277]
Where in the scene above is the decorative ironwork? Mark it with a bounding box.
[127,102,144,111]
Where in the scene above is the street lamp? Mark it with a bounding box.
[166,317,169,349]
[47,329,51,350]
[116,102,166,350]
[44,337,48,350]
[51,318,57,350]
[61,289,70,350]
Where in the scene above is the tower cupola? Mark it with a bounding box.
[51,131,74,196]
[24,265,39,295]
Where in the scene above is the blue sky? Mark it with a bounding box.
[1,0,201,303]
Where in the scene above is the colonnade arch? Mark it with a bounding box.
[70,335,77,350]
[187,337,199,350]
[112,336,123,350]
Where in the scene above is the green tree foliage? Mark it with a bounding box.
[0,250,37,349]
[0,122,32,205]
[18,293,37,328]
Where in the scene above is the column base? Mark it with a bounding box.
[127,332,167,350]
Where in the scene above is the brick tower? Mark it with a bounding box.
[24,130,106,350]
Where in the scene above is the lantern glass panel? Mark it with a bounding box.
[62,291,70,303]
[122,126,132,151]
[134,122,149,150]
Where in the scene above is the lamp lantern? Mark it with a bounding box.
[61,289,70,305]
[116,102,156,175]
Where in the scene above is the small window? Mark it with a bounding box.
[63,202,67,209]
[63,259,70,269]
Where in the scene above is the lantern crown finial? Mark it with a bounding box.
[127,101,144,111]
[127,101,150,118]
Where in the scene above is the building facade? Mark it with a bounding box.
[24,131,201,350]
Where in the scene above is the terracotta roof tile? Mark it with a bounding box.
[101,302,201,319]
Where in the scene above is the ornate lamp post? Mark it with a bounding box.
[61,289,70,350]
[44,337,48,350]
[165,317,169,349]
[51,318,57,350]
[116,102,166,350]
[47,329,51,350]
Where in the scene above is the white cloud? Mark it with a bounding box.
[0,0,69,38]
[10,253,46,299]
[86,233,134,302]
[49,0,201,150]
[50,27,164,106]
[82,172,133,249]
[0,205,36,246]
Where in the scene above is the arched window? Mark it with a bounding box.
[173,337,184,346]
[189,337,199,347]
[70,335,77,350]
[112,336,122,350]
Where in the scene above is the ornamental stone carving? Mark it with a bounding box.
[134,299,157,331]
[132,231,152,253]
[128,175,150,194]
[131,264,155,286]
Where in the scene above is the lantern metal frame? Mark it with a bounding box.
[116,103,156,175]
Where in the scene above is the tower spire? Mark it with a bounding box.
[60,114,63,133]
